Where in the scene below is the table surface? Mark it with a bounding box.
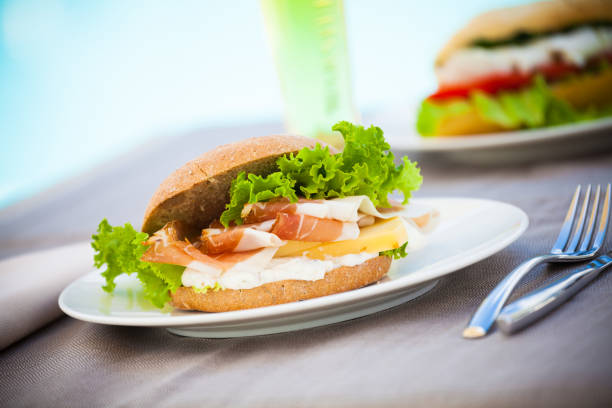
[1,123,611,408]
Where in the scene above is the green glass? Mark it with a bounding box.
[261,0,357,147]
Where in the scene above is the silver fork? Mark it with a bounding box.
[463,184,611,339]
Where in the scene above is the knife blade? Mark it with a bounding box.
[496,251,612,335]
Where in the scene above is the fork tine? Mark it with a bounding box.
[566,184,591,252]
[551,185,581,253]
[590,183,611,252]
[579,185,601,252]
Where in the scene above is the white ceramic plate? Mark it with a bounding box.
[59,197,528,337]
[382,114,612,164]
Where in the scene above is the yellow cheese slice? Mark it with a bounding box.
[274,217,410,260]
[551,68,612,109]
[274,240,321,257]
[436,104,507,136]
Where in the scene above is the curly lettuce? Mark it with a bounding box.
[219,172,297,227]
[220,121,422,227]
[417,76,612,137]
[380,242,408,260]
[92,219,184,308]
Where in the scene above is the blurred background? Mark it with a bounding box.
[0,0,531,211]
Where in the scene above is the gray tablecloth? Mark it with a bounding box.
[1,123,611,407]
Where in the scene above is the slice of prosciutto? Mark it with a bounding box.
[141,238,194,267]
[141,220,211,267]
[201,221,283,254]
[269,213,359,242]
[241,196,368,223]
[240,195,439,232]
[241,198,298,224]
[141,221,280,288]
[200,212,356,251]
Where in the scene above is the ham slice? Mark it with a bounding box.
[270,213,359,242]
[142,221,224,270]
[141,238,194,267]
[241,196,366,223]
[142,222,276,283]
[141,221,206,266]
[201,222,283,254]
[202,212,358,252]
[241,199,298,224]
[201,228,244,254]
[240,195,439,232]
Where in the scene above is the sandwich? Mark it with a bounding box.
[416,0,612,137]
[92,121,436,312]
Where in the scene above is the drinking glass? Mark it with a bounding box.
[261,0,357,148]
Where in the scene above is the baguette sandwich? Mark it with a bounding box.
[417,0,612,136]
[92,121,436,312]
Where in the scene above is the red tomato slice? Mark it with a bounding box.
[426,55,611,102]
[428,72,532,101]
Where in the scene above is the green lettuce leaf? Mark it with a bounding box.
[191,282,224,293]
[417,76,612,136]
[219,172,297,227]
[91,219,185,308]
[277,144,346,198]
[416,98,472,136]
[380,242,408,260]
[220,121,422,226]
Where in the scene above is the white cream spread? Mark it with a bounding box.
[181,251,379,290]
[437,26,612,86]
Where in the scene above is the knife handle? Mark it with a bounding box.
[496,255,612,335]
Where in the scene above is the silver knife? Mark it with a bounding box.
[496,251,612,335]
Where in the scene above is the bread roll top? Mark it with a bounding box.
[436,0,612,66]
[142,135,319,234]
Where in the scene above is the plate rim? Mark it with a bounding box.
[390,116,612,152]
[58,197,529,327]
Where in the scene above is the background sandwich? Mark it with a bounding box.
[92,121,435,312]
[417,0,612,136]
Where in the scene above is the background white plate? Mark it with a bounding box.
[381,112,612,164]
[59,197,528,337]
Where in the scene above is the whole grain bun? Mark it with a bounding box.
[142,135,321,234]
[436,0,612,66]
[171,255,392,312]
[143,135,392,313]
